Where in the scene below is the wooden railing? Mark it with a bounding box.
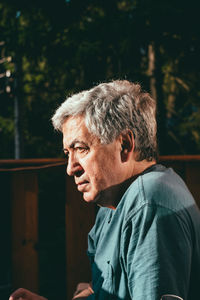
[0,156,200,300]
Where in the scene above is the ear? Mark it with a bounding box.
[120,130,135,162]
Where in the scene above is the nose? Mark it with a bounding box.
[66,152,83,176]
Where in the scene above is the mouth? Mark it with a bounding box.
[76,180,89,192]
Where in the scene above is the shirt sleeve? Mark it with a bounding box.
[121,204,193,300]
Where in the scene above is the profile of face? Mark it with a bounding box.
[62,115,130,205]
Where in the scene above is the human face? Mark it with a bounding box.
[62,116,126,205]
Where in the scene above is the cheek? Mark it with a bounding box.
[85,162,107,188]
[82,152,121,187]
[93,164,115,189]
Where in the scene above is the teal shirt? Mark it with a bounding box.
[87,165,200,299]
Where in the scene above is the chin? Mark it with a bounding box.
[83,194,95,203]
[83,191,100,203]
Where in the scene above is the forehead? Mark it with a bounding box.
[62,115,98,147]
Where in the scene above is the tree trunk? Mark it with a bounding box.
[148,43,157,101]
[148,42,167,155]
[14,61,23,158]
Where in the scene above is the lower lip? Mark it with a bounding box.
[77,182,89,192]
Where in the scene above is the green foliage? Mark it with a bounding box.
[0,0,200,158]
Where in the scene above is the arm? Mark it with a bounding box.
[122,205,192,300]
[9,288,47,300]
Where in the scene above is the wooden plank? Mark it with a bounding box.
[65,176,96,300]
[0,159,66,172]
[0,158,65,166]
[159,155,200,161]
[185,162,200,209]
[11,171,39,292]
[0,173,12,298]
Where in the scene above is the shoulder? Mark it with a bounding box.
[140,165,195,209]
[126,164,194,210]
[120,164,196,227]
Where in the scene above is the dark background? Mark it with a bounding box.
[0,0,200,159]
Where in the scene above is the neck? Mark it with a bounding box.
[130,159,156,178]
[96,160,156,209]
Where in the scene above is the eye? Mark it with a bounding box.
[75,146,89,154]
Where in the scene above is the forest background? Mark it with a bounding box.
[1,0,200,159]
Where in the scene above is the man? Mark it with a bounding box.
[10,80,200,300]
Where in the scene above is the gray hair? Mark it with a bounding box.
[52,80,157,161]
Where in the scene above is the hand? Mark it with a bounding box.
[9,288,47,300]
[72,282,94,299]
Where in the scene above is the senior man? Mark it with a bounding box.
[10,80,200,300]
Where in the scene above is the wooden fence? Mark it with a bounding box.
[0,156,200,300]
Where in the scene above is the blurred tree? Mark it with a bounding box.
[0,0,200,158]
